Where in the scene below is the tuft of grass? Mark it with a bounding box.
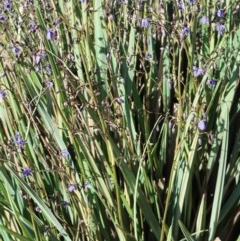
[0,0,239,241]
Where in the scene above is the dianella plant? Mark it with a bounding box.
[0,0,239,241]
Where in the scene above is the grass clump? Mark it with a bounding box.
[0,0,239,241]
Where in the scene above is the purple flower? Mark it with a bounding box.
[193,66,205,77]
[35,54,41,64]
[207,79,218,87]
[178,2,184,10]
[189,0,197,5]
[67,54,74,61]
[13,46,21,57]
[182,27,190,36]
[85,181,91,190]
[217,9,224,18]
[0,14,7,22]
[47,29,55,40]
[217,24,225,35]
[13,133,27,148]
[22,167,32,178]
[145,52,152,59]
[0,90,7,100]
[198,120,207,131]
[114,97,124,105]
[4,0,12,11]
[28,21,38,33]
[45,64,52,73]
[53,18,61,26]
[141,18,150,28]
[33,52,42,65]
[68,184,77,192]
[45,81,53,88]
[61,149,69,157]
[200,16,209,25]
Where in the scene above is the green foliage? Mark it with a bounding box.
[0,0,239,241]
